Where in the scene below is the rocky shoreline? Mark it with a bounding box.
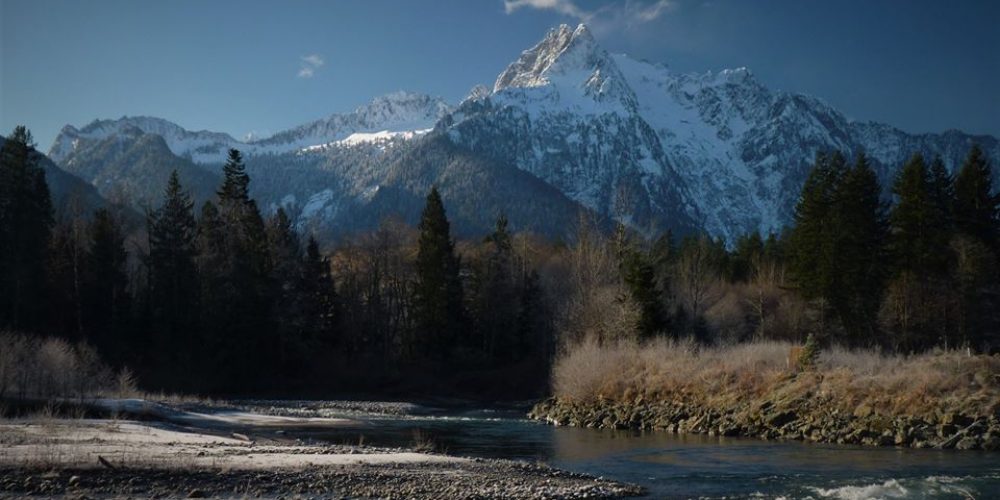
[0,461,644,499]
[529,397,1000,451]
[0,414,644,499]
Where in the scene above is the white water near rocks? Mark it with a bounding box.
[211,403,999,499]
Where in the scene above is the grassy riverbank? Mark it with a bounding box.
[531,340,1000,450]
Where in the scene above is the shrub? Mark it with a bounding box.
[0,331,117,400]
[797,333,820,370]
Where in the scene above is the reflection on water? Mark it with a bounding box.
[230,405,1000,499]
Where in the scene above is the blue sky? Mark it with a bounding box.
[2,0,998,150]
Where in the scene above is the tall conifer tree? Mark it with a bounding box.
[147,171,200,381]
[832,153,887,343]
[954,145,999,249]
[890,154,951,276]
[413,187,465,361]
[789,151,847,336]
[86,208,130,360]
[299,236,339,347]
[0,127,53,330]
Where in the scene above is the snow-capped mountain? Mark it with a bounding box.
[446,24,697,235]
[50,116,240,166]
[444,24,999,241]
[50,91,452,166]
[45,24,999,242]
[254,91,451,154]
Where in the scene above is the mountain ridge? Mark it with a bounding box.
[43,23,1000,242]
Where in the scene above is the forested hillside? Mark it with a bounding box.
[2,124,998,399]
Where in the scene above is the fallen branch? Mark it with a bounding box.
[97,455,117,470]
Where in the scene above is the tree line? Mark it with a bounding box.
[790,148,999,351]
[0,128,551,397]
[585,146,999,352]
[2,124,997,398]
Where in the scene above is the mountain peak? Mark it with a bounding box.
[49,115,238,165]
[571,23,593,41]
[493,23,605,92]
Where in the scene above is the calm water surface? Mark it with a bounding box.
[233,405,1000,499]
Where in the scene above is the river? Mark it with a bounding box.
[235,404,1000,499]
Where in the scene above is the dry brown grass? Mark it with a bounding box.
[553,339,1000,418]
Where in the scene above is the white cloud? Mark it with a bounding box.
[504,0,589,19]
[502,0,676,29]
[631,0,674,22]
[297,54,325,79]
[301,54,324,67]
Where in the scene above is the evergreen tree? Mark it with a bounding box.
[889,154,951,276]
[928,156,955,226]
[218,149,251,203]
[267,208,306,373]
[147,171,199,382]
[951,146,1000,349]
[516,268,549,359]
[789,151,847,336]
[619,236,670,339]
[45,212,89,340]
[209,149,275,390]
[412,187,465,362]
[762,232,785,264]
[299,236,339,348]
[950,234,998,349]
[831,153,887,344]
[85,208,130,361]
[954,145,999,249]
[470,215,518,362]
[195,201,227,341]
[731,232,765,283]
[882,154,954,350]
[0,126,53,330]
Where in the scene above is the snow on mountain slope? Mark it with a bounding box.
[611,54,861,236]
[446,23,999,241]
[49,92,452,166]
[451,23,866,238]
[50,116,240,165]
[255,91,451,154]
[493,24,638,114]
[446,24,698,235]
[301,128,434,153]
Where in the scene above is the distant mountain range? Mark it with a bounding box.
[38,24,999,242]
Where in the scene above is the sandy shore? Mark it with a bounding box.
[0,419,458,470]
[0,410,643,499]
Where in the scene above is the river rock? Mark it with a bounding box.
[940,412,974,427]
[956,436,981,450]
[938,424,958,438]
[981,435,1000,451]
[767,411,797,427]
[894,431,911,446]
[853,405,874,418]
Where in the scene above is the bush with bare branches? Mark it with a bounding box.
[0,331,116,401]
